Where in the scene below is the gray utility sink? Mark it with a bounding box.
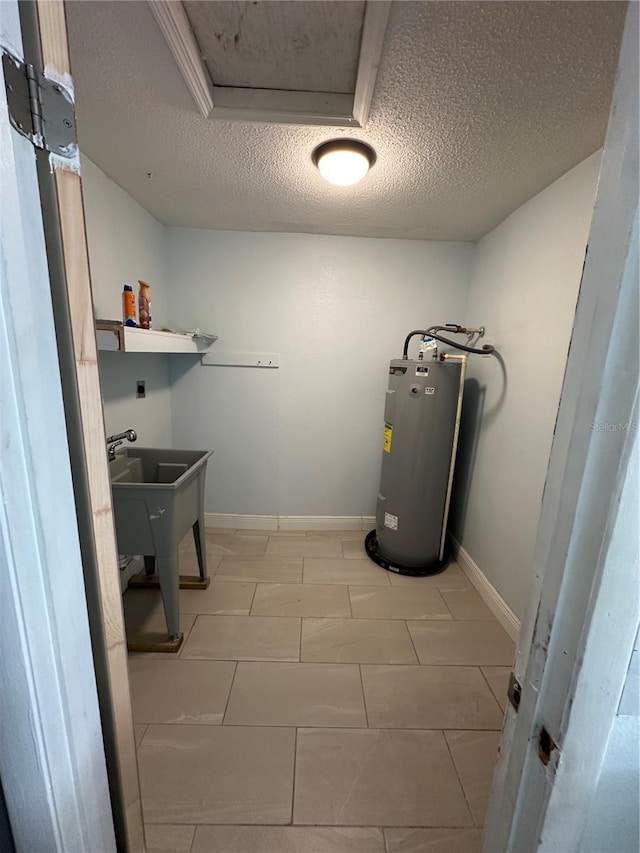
[110,447,213,648]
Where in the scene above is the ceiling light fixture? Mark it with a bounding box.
[312,139,376,187]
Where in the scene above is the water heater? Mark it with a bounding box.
[365,324,493,576]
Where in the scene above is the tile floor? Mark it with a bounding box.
[124,529,515,853]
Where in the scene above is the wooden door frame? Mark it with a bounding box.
[1,0,144,849]
[483,3,639,849]
[0,40,117,853]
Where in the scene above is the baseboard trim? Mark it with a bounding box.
[449,535,521,642]
[205,513,376,532]
[278,515,373,531]
[204,513,278,530]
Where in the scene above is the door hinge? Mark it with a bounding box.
[507,671,522,712]
[3,49,77,157]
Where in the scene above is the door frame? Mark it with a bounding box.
[1,0,143,850]
[483,3,639,849]
[1,7,116,853]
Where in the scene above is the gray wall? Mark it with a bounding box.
[450,152,601,619]
[165,229,474,516]
[81,155,174,445]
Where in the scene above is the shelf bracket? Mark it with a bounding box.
[201,352,280,369]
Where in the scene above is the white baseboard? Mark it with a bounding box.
[204,513,376,532]
[449,535,521,642]
[205,513,278,530]
[279,515,373,531]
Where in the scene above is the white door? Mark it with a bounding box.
[483,4,639,851]
[0,0,143,849]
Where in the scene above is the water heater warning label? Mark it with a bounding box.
[383,423,393,453]
[384,512,398,530]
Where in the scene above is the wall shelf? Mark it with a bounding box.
[96,322,216,354]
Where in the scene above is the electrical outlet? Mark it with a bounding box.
[136,380,146,399]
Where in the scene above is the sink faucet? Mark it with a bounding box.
[106,429,137,462]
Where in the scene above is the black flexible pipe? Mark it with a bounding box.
[402,326,495,359]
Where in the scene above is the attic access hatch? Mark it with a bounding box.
[148,0,391,127]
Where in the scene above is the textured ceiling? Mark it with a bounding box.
[66,1,626,241]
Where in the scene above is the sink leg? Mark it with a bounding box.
[144,555,156,576]
[157,555,181,641]
[193,515,208,581]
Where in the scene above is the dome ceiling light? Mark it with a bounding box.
[312,139,376,187]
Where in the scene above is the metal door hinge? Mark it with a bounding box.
[3,49,77,157]
[507,671,522,712]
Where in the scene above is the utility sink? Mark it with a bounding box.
[110,447,211,485]
[110,447,213,651]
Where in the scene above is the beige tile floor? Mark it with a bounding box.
[124,530,515,853]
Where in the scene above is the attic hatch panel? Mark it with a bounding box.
[184,0,365,94]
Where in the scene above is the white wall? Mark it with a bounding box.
[165,230,473,516]
[578,715,640,853]
[579,463,639,853]
[98,352,173,446]
[451,152,601,619]
[81,156,173,445]
[579,631,640,853]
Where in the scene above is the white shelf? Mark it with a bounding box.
[96,324,215,354]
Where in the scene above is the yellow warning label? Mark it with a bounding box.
[383,423,393,453]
